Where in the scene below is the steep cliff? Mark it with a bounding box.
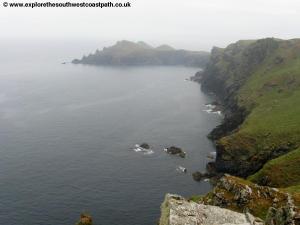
[197,38,300,177]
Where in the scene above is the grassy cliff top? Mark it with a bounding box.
[202,38,300,177]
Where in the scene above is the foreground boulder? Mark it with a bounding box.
[159,194,263,225]
[165,146,186,158]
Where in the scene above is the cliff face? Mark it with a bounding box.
[197,38,300,177]
[72,40,210,67]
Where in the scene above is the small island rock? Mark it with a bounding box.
[76,213,92,225]
[140,143,150,149]
[192,171,205,181]
[165,146,186,158]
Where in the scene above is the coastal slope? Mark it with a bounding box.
[167,38,300,224]
[72,40,210,67]
[196,38,300,178]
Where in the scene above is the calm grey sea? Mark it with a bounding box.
[0,40,221,225]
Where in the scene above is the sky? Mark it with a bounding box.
[0,0,300,50]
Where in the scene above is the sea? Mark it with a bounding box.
[0,39,221,225]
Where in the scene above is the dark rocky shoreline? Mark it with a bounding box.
[193,69,289,178]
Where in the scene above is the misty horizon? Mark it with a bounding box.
[1,0,300,51]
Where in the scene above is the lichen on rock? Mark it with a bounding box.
[159,194,263,225]
[200,174,300,223]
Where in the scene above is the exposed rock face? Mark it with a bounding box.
[265,195,300,225]
[201,175,300,223]
[159,194,263,225]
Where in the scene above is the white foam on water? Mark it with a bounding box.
[205,104,215,109]
[203,104,222,116]
[176,166,187,173]
[207,151,217,159]
[133,144,154,155]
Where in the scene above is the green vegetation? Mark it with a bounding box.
[249,147,300,187]
[223,39,300,179]
[201,38,300,178]
[198,39,300,222]
[284,185,300,207]
[188,195,203,203]
[237,41,300,144]
[159,195,171,225]
[201,175,290,220]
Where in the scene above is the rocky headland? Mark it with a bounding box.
[72,40,210,67]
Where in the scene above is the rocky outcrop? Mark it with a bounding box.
[201,175,300,223]
[165,146,186,158]
[159,194,263,225]
[264,194,300,225]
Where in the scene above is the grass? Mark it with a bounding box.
[218,39,300,176]
[188,195,203,203]
[200,38,300,223]
[248,147,300,187]
[238,40,300,140]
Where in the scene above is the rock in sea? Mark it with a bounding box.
[164,146,186,158]
[192,171,205,181]
[139,143,150,149]
[76,213,92,225]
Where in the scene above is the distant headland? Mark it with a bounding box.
[72,40,210,67]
